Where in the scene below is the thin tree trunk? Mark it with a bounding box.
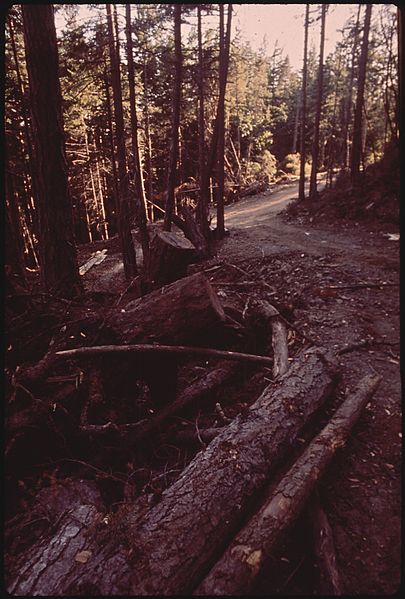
[216,4,226,237]
[143,59,154,221]
[125,4,150,264]
[8,14,39,238]
[342,4,361,171]
[292,89,301,154]
[196,5,208,234]
[200,3,232,239]
[95,151,108,240]
[22,4,82,298]
[299,4,309,201]
[350,4,372,185]
[5,166,26,281]
[163,4,182,231]
[103,65,119,234]
[309,4,327,200]
[106,4,137,278]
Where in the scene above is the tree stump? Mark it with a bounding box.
[147,230,196,286]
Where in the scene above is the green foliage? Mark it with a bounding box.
[281,153,301,175]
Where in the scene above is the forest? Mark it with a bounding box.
[4,4,400,596]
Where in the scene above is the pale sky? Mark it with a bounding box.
[232,4,357,70]
[55,4,392,73]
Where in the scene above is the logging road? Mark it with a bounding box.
[213,175,399,266]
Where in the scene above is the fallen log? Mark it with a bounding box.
[194,373,381,595]
[243,298,289,378]
[239,181,266,198]
[271,319,289,378]
[147,230,196,286]
[126,346,338,595]
[55,343,274,367]
[6,347,338,596]
[110,272,226,344]
[309,495,342,595]
[73,362,238,443]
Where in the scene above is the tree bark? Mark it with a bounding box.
[6,347,338,596]
[309,496,342,595]
[110,272,226,344]
[298,4,310,201]
[126,346,338,595]
[147,230,196,285]
[309,4,327,200]
[195,373,381,595]
[22,5,82,298]
[163,5,182,231]
[341,4,361,171]
[350,4,372,185]
[106,4,137,278]
[125,4,150,263]
[196,5,209,237]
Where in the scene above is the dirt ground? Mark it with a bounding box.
[212,183,401,595]
[5,181,401,595]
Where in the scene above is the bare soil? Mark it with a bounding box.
[4,181,401,595]
[212,182,401,595]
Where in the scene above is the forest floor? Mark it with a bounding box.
[5,179,401,595]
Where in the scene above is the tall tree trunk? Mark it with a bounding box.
[163,4,182,231]
[143,58,154,222]
[125,4,150,264]
[350,4,372,185]
[22,5,82,298]
[292,89,301,154]
[199,4,232,239]
[103,65,119,235]
[309,4,327,200]
[106,4,137,278]
[341,4,361,171]
[196,5,208,234]
[216,4,226,238]
[7,14,39,239]
[5,165,26,282]
[299,4,309,201]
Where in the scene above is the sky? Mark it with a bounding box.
[232,4,357,70]
[54,4,373,72]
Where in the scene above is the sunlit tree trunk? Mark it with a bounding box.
[125,4,149,263]
[5,165,26,281]
[106,4,137,278]
[163,4,182,231]
[299,4,309,201]
[22,4,82,298]
[143,58,154,222]
[309,4,327,200]
[103,65,119,234]
[341,4,361,171]
[8,14,39,239]
[216,4,226,237]
[351,4,372,185]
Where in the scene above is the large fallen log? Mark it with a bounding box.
[126,346,338,594]
[194,373,381,595]
[6,346,338,596]
[110,272,226,344]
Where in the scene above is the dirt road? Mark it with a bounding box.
[215,179,399,267]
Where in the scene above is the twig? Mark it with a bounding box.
[55,343,274,367]
[320,282,398,291]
